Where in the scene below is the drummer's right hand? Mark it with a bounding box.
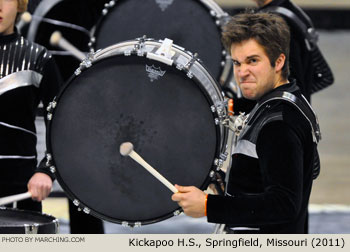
[27,173,53,202]
[171,184,206,218]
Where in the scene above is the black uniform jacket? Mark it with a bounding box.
[0,31,61,187]
[207,81,315,233]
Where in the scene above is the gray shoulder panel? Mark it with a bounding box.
[0,70,43,96]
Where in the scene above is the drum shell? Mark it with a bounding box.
[0,207,59,234]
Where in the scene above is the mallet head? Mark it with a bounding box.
[21,12,32,23]
[120,142,134,156]
[50,31,62,46]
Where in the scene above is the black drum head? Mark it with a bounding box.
[93,0,224,81]
[48,55,219,225]
[0,208,57,234]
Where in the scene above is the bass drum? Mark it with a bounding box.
[46,38,229,226]
[0,208,59,234]
[26,0,108,80]
[90,0,231,85]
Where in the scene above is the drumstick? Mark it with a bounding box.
[120,142,178,193]
[0,192,32,206]
[50,31,86,60]
[19,12,91,36]
[16,11,32,30]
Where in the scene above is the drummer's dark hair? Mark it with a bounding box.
[222,12,290,79]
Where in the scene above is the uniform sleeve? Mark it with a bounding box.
[35,55,63,180]
[207,121,305,226]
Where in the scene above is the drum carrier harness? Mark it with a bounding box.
[214,86,321,234]
[236,87,321,180]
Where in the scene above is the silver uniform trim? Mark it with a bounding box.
[5,43,12,76]
[0,44,6,77]
[233,139,258,159]
[11,40,19,73]
[0,121,36,136]
[229,227,260,231]
[21,37,26,71]
[0,70,43,96]
[0,155,36,160]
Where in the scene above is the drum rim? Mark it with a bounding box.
[27,0,64,42]
[46,40,227,226]
[93,39,224,100]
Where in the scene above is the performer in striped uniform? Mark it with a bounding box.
[0,0,61,212]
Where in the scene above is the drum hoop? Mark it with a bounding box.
[93,39,223,100]
[46,40,228,226]
[199,0,227,16]
[27,0,64,41]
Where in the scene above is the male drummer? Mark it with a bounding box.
[0,0,61,211]
[172,12,320,233]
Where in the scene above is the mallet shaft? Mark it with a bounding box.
[129,151,178,193]
[0,192,32,206]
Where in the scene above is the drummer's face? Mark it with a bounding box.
[0,0,18,35]
[231,39,285,100]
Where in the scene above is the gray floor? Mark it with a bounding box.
[36,30,350,234]
[52,211,350,234]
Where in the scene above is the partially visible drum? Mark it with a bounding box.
[46,38,230,226]
[26,0,107,80]
[0,207,59,234]
[90,0,231,84]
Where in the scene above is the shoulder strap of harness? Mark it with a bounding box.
[250,91,321,144]
[248,91,321,179]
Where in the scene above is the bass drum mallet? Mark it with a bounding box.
[120,142,178,193]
